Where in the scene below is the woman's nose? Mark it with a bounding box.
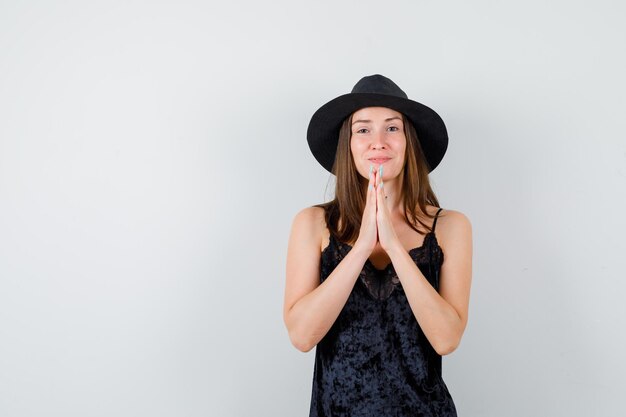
[371,131,387,148]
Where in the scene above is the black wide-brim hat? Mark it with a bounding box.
[307,74,448,174]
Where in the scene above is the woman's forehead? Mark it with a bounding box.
[352,106,403,119]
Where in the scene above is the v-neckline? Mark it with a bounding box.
[328,232,438,273]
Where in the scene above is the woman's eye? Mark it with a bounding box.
[355,128,368,134]
[388,126,399,132]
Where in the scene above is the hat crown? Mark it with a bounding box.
[350,74,408,99]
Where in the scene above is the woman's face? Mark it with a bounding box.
[350,106,406,181]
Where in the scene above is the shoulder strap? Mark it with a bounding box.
[432,208,443,232]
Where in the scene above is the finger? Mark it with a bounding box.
[376,164,386,201]
[371,165,378,212]
[366,166,376,214]
[377,176,388,211]
[372,167,378,209]
[367,164,375,206]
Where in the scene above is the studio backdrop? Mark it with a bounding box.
[0,1,625,416]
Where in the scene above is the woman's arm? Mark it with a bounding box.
[387,209,473,356]
[283,207,369,352]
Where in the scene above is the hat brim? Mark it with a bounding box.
[307,93,448,174]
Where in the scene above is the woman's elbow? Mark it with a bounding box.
[288,330,315,353]
[285,312,314,352]
[434,335,462,356]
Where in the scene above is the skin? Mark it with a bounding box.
[349,106,409,257]
[283,106,473,355]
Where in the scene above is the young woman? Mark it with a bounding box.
[283,74,473,416]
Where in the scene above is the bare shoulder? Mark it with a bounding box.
[284,206,326,319]
[430,207,473,349]
[432,207,473,254]
[291,205,326,233]
[292,205,324,224]
[434,207,472,229]
[290,206,326,251]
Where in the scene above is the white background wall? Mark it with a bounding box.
[1,1,625,416]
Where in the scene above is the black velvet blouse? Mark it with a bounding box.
[309,208,457,417]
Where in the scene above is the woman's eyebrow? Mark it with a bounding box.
[352,117,402,125]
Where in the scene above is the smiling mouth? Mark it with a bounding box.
[368,158,390,164]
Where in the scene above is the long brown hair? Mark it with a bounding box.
[313,110,441,245]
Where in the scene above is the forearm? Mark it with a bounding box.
[388,244,463,355]
[286,245,369,352]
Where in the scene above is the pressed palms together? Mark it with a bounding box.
[355,164,402,256]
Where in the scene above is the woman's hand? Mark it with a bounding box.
[353,164,378,255]
[375,164,402,253]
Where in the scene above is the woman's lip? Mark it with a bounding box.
[369,158,390,163]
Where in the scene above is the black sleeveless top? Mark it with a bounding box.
[309,207,457,417]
